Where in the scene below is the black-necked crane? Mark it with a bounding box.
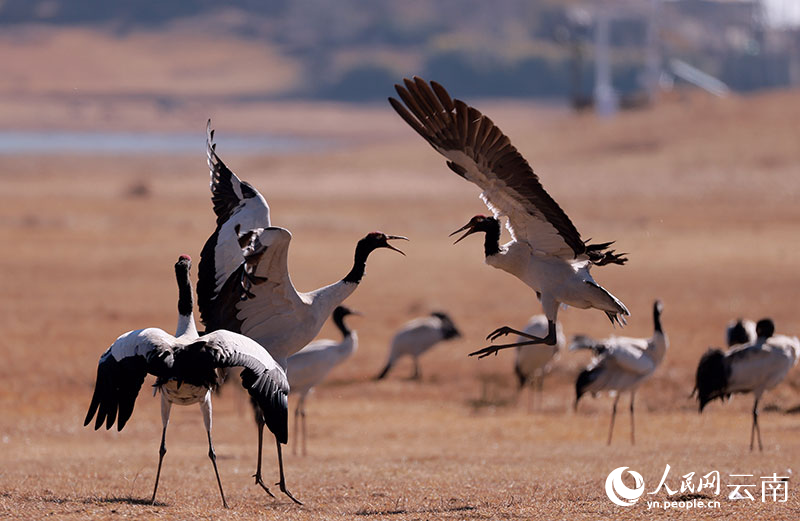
[375,311,461,380]
[726,318,756,347]
[695,318,799,452]
[286,305,359,456]
[196,121,406,494]
[84,255,291,507]
[389,77,628,358]
[572,300,667,445]
[513,315,565,410]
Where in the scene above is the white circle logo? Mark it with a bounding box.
[605,466,645,507]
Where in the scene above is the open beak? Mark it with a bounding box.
[383,235,408,256]
[449,223,476,244]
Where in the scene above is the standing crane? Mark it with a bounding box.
[572,300,667,445]
[286,306,360,455]
[695,318,800,451]
[389,77,628,358]
[513,315,565,410]
[197,121,406,497]
[375,311,461,380]
[84,255,290,508]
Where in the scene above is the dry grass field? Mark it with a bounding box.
[1,88,800,520]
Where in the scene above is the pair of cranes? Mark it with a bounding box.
[89,76,798,507]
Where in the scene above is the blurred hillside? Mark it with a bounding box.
[1,0,798,107]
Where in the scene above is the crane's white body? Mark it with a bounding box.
[577,334,667,393]
[377,313,460,380]
[390,316,451,360]
[288,333,358,398]
[723,335,799,399]
[488,242,626,322]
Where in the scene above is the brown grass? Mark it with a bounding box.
[2,88,800,520]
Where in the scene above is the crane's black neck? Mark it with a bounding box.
[333,310,351,338]
[483,219,502,257]
[343,240,373,284]
[176,265,193,317]
[653,303,662,334]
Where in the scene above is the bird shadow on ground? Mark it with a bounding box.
[354,505,476,516]
[84,496,167,506]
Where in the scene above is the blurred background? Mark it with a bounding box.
[1,0,799,134]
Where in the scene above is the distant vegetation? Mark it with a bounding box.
[1,0,788,101]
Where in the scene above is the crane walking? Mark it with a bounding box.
[375,311,461,380]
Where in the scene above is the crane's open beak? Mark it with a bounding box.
[383,235,408,256]
[449,223,476,244]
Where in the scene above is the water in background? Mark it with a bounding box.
[0,131,332,156]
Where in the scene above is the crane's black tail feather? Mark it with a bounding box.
[695,348,729,412]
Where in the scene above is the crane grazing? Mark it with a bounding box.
[573,300,667,445]
[197,121,406,496]
[389,77,628,358]
[286,306,360,455]
[695,318,800,452]
[375,311,461,380]
[726,318,756,347]
[514,315,565,410]
[84,255,290,508]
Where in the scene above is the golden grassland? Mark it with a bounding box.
[1,88,800,520]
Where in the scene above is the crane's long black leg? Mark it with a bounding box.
[469,321,557,358]
[253,419,276,499]
[412,358,421,380]
[201,395,229,508]
[751,398,763,452]
[152,394,171,505]
[292,403,300,456]
[607,395,620,446]
[275,438,303,505]
[301,406,307,457]
[629,391,636,446]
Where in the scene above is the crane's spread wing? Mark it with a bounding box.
[199,225,305,362]
[84,328,175,432]
[185,330,290,443]
[197,120,272,325]
[390,77,584,259]
[206,119,270,227]
[233,228,307,352]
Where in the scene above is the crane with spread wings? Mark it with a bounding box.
[389,77,629,358]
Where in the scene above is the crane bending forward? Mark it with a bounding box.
[389,77,629,357]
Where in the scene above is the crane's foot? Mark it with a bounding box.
[253,473,277,499]
[486,326,527,342]
[469,343,515,358]
[276,481,303,505]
